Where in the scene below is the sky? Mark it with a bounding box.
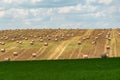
[0,0,120,30]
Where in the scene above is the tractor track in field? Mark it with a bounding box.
[116,30,120,57]
[104,30,110,56]
[77,45,83,58]
[13,48,39,60]
[12,49,27,60]
[33,46,48,60]
[47,40,70,60]
[77,29,94,58]
[47,29,82,60]
[109,30,113,57]
[53,31,86,59]
[27,47,44,60]
[0,46,17,61]
[69,29,94,59]
[13,49,30,60]
[55,41,71,59]
[109,29,117,57]
[92,30,105,58]
[69,44,78,59]
[39,30,74,60]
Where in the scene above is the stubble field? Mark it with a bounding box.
[0,29,120,61]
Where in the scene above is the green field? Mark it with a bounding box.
[0,58,120,80]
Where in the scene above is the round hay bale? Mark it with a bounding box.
[11,38,15,41]
[92,41,96,45]
[118,33,120,36]
[0,37,3,40]
[98,33,101,36]
[39,37,43,39]
[48,37,51,40]
[108,38,111,41]
[16,41,19,43]
[13,52,18,56]
[25,38,28,40]
[47,35,50,37]
[55,38,58,41]
[83,55,88,59]
[5,37,8,40]
[86,36,90,39]
[30,42,34,45]
[95,37,98,40]
[62,35,64,37]
[106,45,110,50]
[19,41,22,44]
[4,58,10,61]
[32,53,37,57]
[101,53,108,58]
[1,48,5,52]
[82,37,86,40]
[34,36,37,38]
[1,42,5,45]
[107,32,110,35]
[55,35,58,38]
[31,40,34,42]
[40,39,43,42]
[106,35,109,39]
[44,42,48,46]
[78,41,82,45]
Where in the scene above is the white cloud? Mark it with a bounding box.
[58,6,74,13]
[58,5,83,13]
[50,16,65,21]
[82,12,106,18]
[86,0,96,4]
[29,8,49,17]
[95,12,106,17]
[97,22,109,26]
[58,4,97,13]
[30,0,43,3]
[99,0,112,5]
[6,8,28,18]
[0,0,119,29]
[0,11,5,17]
[2,0,13,4]
[1,0,27,4]
[107,6,120,13]
[30,9,40,16]
[84,5,97,12]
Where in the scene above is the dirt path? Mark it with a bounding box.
[47,29,84,60]
[91,30,105,58]
[55,41,71,59]
[0,46,18,61]
[104,30,110,56]
[34,47,48,60]
[13,49,27,60]
[27,47,45,60]
[13,48,38,60]
[109,29,117,57]
[47,40,70,60]
[77,29,94,58]
[77,45,83,58]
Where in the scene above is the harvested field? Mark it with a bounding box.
[0,29,120,61]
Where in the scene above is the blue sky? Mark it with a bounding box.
[0,0,120,29]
